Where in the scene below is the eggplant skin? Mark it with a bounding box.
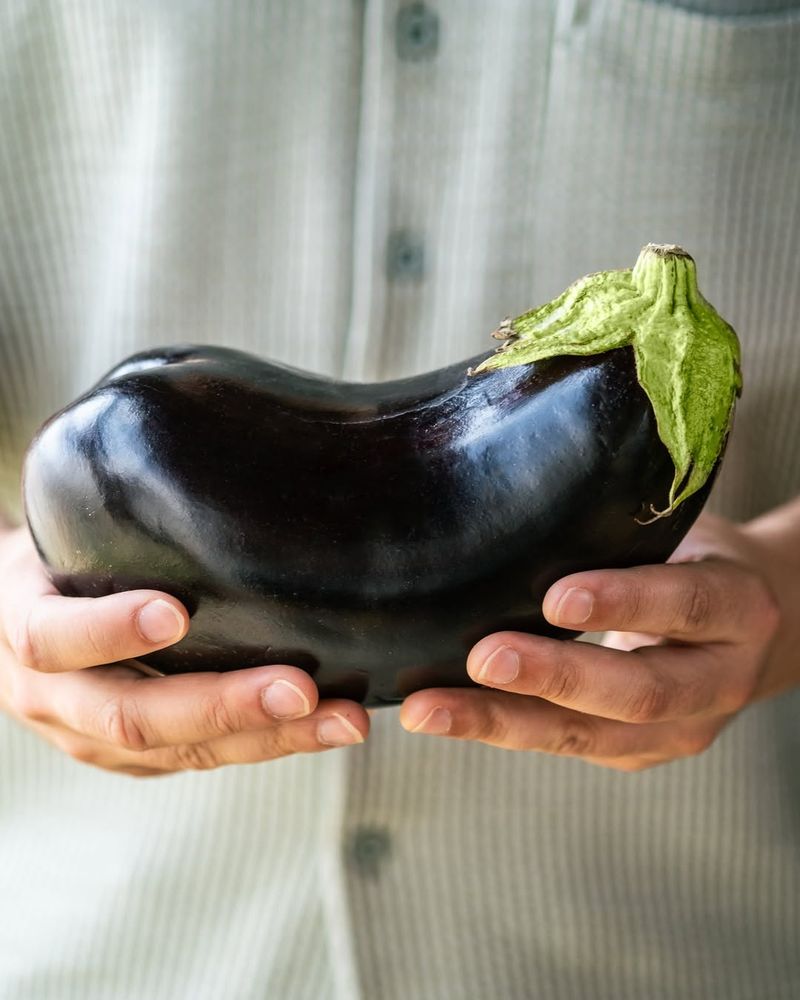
[22,343,715,706]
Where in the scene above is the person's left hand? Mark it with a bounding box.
[400,513,793,771]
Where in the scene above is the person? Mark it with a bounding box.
[1,2,799,997]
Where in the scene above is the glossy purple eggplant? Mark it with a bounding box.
[22,342,714,705]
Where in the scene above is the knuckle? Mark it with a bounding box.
[720,676,755,715]
[473,703,511,746]
[198,693,241,738]
[172,741,219,771]
[677,729,715,758]
[624,676,674,723]
[674,581,713,633]
[97,697,149,751]
[538,654,583,704]
[8,681,50,725]
[616,581,644,630]
[82,618,115,665]
[268,725,298,759]
[11,608,46,672]
[550,717,596,758]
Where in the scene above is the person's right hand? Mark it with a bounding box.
[0,526,369,776]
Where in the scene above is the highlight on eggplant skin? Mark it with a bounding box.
[21,246,740,707]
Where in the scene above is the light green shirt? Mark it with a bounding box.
[1,2,799,997]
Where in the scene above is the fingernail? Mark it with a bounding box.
[477,645,520,685]
[262,679,311,720]
[410,706,452,735]
[318,713,364,747]
[136,600,185,644]
[553,587,594,626]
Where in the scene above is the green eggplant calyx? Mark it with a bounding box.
[470,244,742,519]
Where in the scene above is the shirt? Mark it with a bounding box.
[1,2,799,998]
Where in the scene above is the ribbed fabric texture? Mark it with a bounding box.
[1,2,799,998]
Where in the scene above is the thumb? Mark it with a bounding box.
[5,590,188,672]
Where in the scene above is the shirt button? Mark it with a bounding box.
[396,3,440,62]
[347,826,392,878]
[386,230,425,282]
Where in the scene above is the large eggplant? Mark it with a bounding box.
[23,245,741,705]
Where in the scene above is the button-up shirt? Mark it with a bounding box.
[1,2,799,997]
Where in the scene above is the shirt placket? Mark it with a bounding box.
[341,0,439,382]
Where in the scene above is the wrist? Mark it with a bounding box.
[741,504,800,698]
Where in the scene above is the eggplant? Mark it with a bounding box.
[22,245,741,706]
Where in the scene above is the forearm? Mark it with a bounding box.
[745,495,800,555]
[742,496,800,697]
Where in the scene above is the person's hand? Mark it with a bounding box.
[0,526,368,776]
[400,512,799,771]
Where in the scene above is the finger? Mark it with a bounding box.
[541,560,778,643]
[4,590,189,672]
[400,687,686,759]
[28,663,324,750]
[161,700,370,769]
[465,631,749,723]
[54,700,369,774]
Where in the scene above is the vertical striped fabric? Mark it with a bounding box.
[0,2,799,998]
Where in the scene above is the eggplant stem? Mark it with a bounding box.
[474,243,741,520]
